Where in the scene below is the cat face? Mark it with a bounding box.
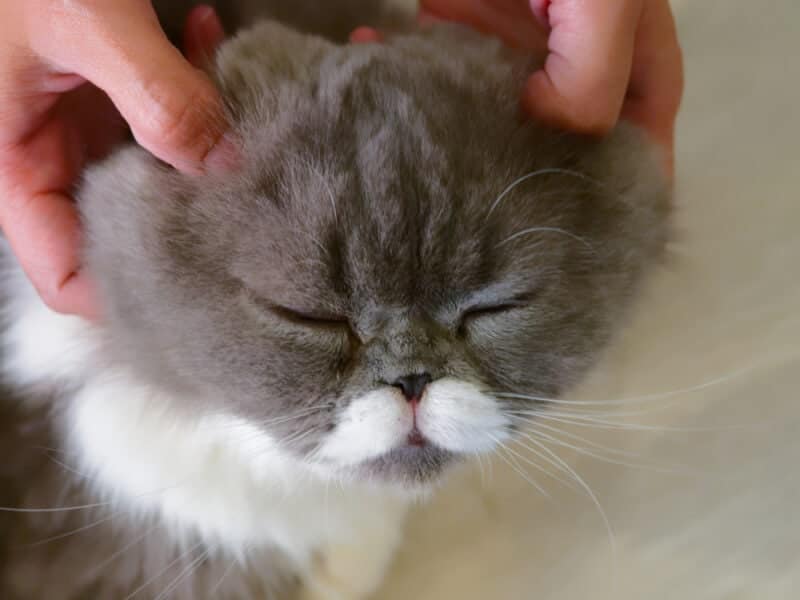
[80,23,669,487]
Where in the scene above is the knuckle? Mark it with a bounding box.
[137,75,222,162]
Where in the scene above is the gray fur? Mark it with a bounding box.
[83,21,668,466]
[0,1,670,597]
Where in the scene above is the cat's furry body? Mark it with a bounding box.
[0,2,670,598]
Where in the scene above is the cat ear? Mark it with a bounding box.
[212,22,336,119]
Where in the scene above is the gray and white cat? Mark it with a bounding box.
[0,1,670,598]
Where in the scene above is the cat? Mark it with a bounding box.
[0,1,671,598]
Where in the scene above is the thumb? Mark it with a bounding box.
[29,0,235,174]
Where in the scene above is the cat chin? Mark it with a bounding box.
[310,444,459,494]
[355,445,459,488]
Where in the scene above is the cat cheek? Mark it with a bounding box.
[315,390,411,466]
[417,379,511,454]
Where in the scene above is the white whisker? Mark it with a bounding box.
[123,541,205,600]
[0,501,113,514]
[493,445,551,499]
[516,436,617,565]
[86,522,162,577]
[25,511,121,548]
[512,419,654,460]
[487,168,601,217]
[210,558,238,595]
[154,548,210,600]
[499,439,579,492]
[510,411,754,433]
[516,428,693,475]
[493,363,766,408]
[497,227,595,252]
[489,434,550,498]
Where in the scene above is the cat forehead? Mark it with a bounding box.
[201,24,618,302]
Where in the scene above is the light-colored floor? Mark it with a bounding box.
[380,1,800,598]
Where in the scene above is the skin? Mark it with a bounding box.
[419,0,684,174]
[0,1,231,319]
[0,0,682,320]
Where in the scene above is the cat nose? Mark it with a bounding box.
[392,373,432,402]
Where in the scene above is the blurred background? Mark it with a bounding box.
[380,1,800,598]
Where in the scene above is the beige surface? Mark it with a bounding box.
[381,1,800,598]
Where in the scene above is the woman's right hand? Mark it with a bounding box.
[0,0,232,319]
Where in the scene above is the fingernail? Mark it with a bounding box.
[349,27,384,44]
[194,5,217,28]
[197,5,225,40]
[204,132,240,174]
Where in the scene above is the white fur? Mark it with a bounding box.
[3,272,409,596]
[418,379,511,453]
[317,389,413,465]
[1,266,100,388]
[317,379,510,467]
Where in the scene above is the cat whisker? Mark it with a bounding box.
[24,510,122,548]
[507,403,694,419]
[514,428,694,475]
[0,500,114,514]
[473,450,488,487]
[501,433,587,492]
[495,437,579,493]
[487,168,602,217]
[511,419,656,461]
[496,227,596,252]
[508,411,755,433]
[0,480,188,514]
[41,449,98,481]
[280,424,323,448]
[85,521,163,578]
[488,434,551,498]
[515,435,617,563]
[210,558,238,595]
[154,547,211,600]
[491,362,769,408]
[122,541,205,600]
[224,405,331,435]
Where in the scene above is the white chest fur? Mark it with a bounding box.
[1,270,408,586]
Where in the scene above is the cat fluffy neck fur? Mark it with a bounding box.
[1,260,409,599]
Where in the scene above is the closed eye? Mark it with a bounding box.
[457,293,537,334]
[462,303,520,320]
[268,304,350,328]
[241,288,350,329]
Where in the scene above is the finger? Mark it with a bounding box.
[27,0,236,174]
[350,27,384,44]
[0,187,98,318]
[622,0,683,176]
[420,0,546,52]
[184,5,227,68]
[0,97,99,318]
[522,0,645,135]
[528,0,551,27]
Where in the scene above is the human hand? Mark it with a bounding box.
[0,1,231,319]
[419,0,684,175]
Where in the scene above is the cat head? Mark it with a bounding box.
[80,22,670,488]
